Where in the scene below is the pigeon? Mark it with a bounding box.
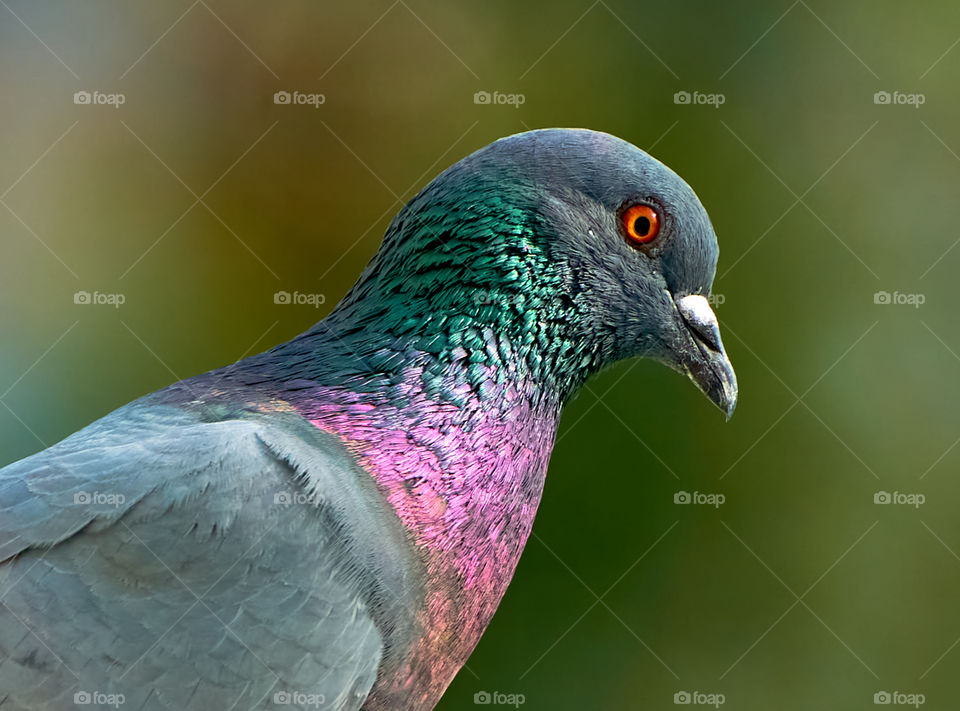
[0,128,736,710]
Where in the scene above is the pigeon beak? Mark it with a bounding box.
[672,294,738,420]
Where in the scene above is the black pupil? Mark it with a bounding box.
[633,216,651,236]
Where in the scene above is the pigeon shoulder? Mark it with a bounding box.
[0,383,422,710]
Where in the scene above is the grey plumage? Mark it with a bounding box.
[0,394,420,710]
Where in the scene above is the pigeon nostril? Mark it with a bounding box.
[684,319,722,353]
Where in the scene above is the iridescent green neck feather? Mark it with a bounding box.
[270,172,605,405]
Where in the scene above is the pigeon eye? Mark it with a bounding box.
[622,204,660,245]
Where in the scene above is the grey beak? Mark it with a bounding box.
[674,294,738,419]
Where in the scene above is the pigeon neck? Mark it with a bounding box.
[232,200,607,693]
[265,318,564,699]
[314,310,588,403]
[293,263,602,407]
[288,173,607,403]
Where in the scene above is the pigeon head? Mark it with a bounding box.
[323,128,737,416]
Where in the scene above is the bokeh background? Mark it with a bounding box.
[2,1,960,709]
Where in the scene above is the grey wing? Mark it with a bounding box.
[0,401,417,711]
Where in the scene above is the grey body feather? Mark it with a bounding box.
[0,395,420,710]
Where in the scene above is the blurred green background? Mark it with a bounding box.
[2,1,960,709]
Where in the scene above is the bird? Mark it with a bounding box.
[0,128,736,710]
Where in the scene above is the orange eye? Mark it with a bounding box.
[622,204,660,245]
